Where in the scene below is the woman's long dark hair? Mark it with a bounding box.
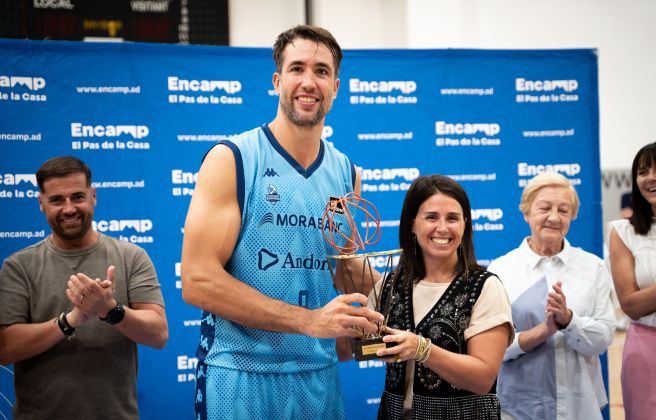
[396,175,481,287]
[630,142,656,235]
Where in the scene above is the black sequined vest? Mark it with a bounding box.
[377,269,501,420]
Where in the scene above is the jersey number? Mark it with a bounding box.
[298,290,309,308]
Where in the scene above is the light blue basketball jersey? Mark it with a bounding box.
[197,124,355,373]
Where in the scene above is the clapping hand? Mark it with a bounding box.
[66,266,117,318]
[547,281,572,328]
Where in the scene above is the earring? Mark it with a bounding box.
[412,233,418,257]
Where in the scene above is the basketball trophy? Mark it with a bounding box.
[322,192,402,361]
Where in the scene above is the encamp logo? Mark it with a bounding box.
[171,170,198,184]
[435,122,500,136]
[322,125,333,139]
[471,208,503,222]
[518,162,581,177]
[349,79,417,94]
[517,162,582,187]
[71,123,149,139]
[0,76,46,90]
[515,78,578,92]
[168,77,242,94]
[93,219,153,233]
[0,174,37,187]
[361,167,419,181]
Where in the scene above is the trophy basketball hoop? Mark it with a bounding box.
[322,192,402,361]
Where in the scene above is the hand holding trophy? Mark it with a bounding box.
[322,192,402,361]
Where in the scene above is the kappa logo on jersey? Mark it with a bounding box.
[258,248,279,270]
[266,184,280,204]
[263,168,279,177]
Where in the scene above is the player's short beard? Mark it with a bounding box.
[281,97,327,128]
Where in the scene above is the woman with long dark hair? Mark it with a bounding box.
[372,175,513,419]
[608,142,656,420]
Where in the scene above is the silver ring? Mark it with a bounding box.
[79,294,85,302]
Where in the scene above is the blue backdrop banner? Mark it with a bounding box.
[0,39,601,419]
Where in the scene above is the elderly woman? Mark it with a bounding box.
[345,175,513,419]
[488,172,616,420]
[608,142,656,420]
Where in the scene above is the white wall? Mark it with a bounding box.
[229,0,656,171]
[228,0,304,47]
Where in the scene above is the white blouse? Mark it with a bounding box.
[608,218,656,327]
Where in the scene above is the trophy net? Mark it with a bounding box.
[321,192,402,360]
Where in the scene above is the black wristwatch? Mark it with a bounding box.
[57,311,76,338]
[100,301,125,325]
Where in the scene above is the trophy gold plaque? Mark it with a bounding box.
[322,192,402,361]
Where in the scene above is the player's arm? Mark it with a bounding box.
[353,168,362,196]
[181,145,382,338]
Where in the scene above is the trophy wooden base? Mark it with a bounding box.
[353,336,390,361]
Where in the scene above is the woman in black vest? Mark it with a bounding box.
[373,175,513,419]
